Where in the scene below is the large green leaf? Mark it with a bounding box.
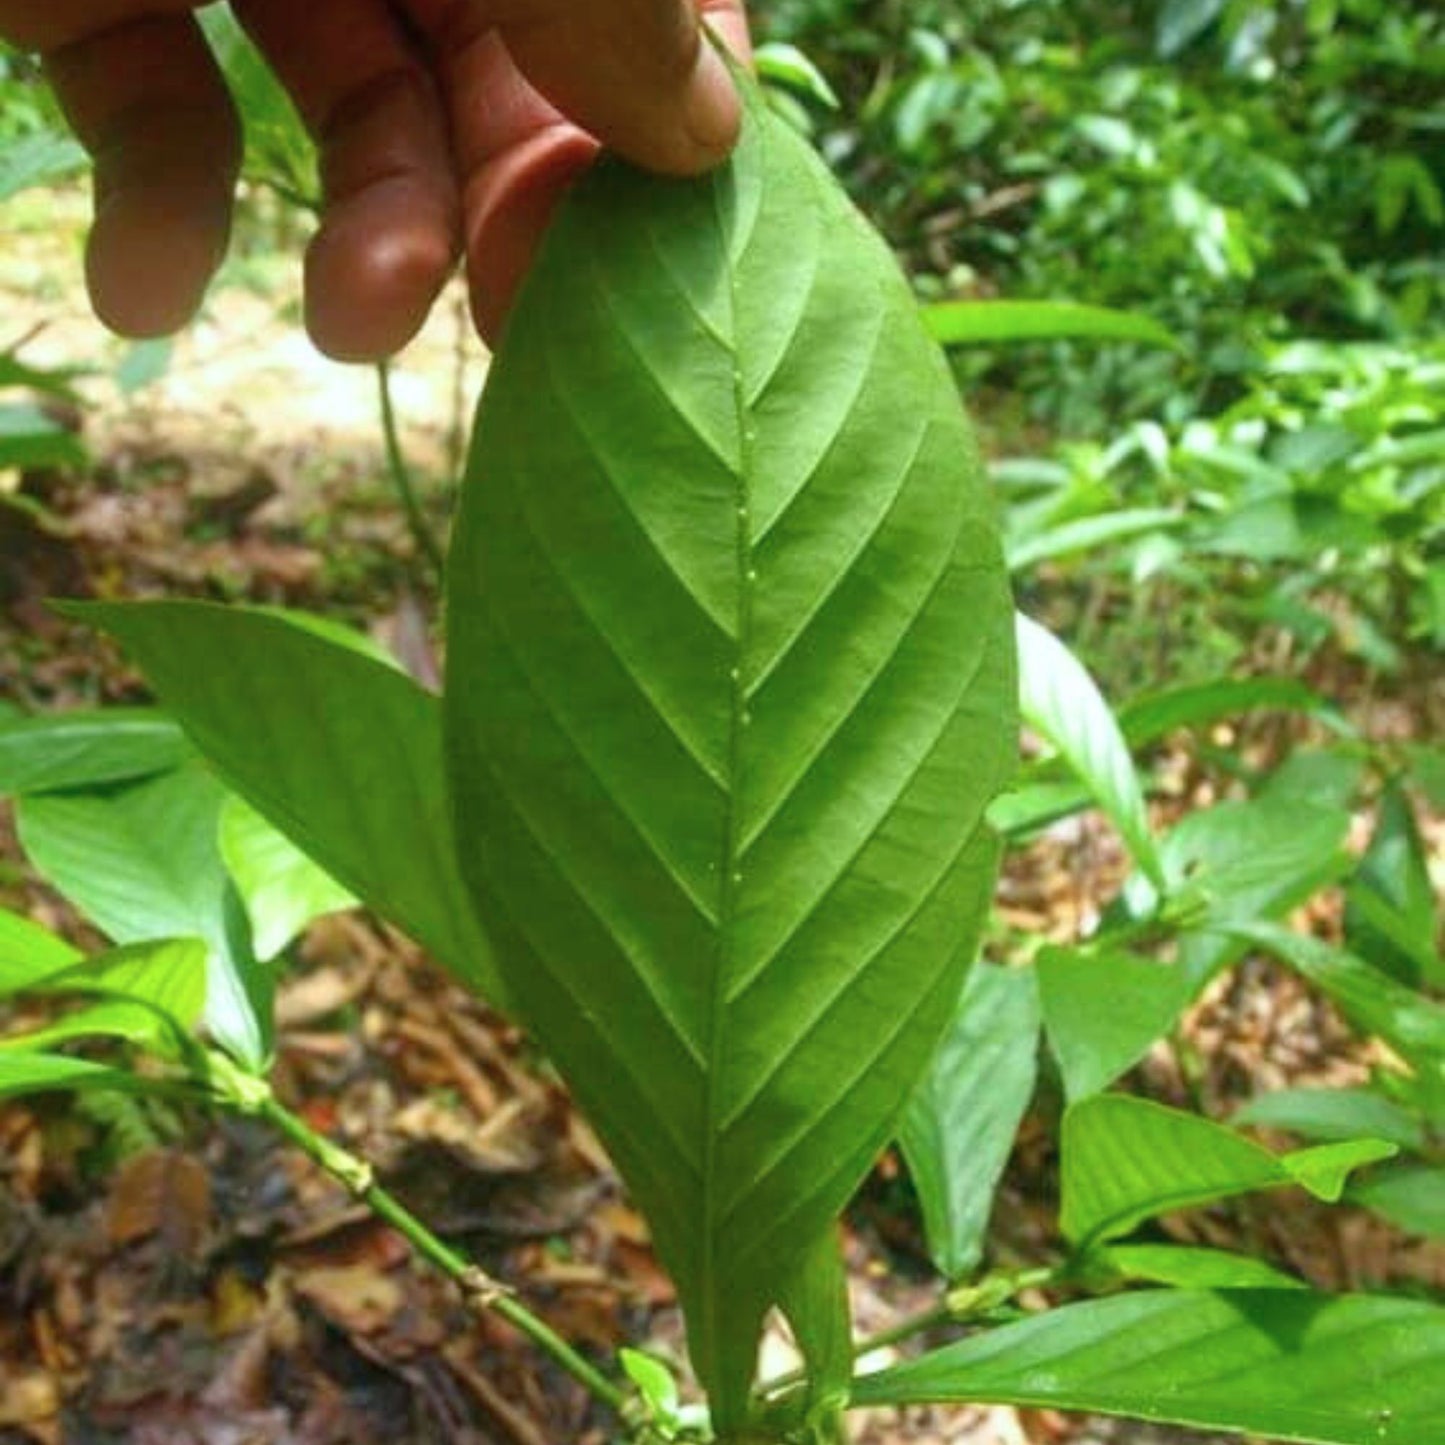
[1061,1094,1394,1246]
[443,82,1015,1424]
[899,962,1040,1280]
[923,300,1177,351]
[1036,947,1189,1102]
[16,763,267,1067]
[850,1288,1445,1443]
[65,602,507,1012]
[0,709,189,796]
[1014,614,1162,886]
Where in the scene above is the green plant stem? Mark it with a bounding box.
[756,1265,1057,1402]
[252,1091,627,1416]
[377,359,447,580]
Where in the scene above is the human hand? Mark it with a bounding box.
[0,0,750,357]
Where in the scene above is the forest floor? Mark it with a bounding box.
[2,205,1442,1445]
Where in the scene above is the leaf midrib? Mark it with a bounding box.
[699,142,760,1398]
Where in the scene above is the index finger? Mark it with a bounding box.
[0,0,239,337]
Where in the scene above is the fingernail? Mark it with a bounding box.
[683,40,741,160]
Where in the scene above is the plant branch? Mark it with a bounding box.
[246,1086,627,1415]
[377,359,447,580]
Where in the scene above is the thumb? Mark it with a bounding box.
[497,0,749,176]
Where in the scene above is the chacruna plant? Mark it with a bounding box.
[5,67,1444,1445]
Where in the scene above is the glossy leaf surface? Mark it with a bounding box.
[67,602,506,1012]
[900,962,1040,1279]
[445,84,1015,1420]
[851,1288,1445,1443]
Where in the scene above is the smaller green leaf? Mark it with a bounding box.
[0,1051,143,1102]
[0,403,86,470]
[1282,1140,1399,1203]
[0,908,81,996]
[1235,1087,1427,1153]
[1350,1163,1445,1239]
[851,1289,1445,1444]
[1102,1244,1305,1290]
[0,130,88,203]
[900,964,1041,1280]
[17,763,269,1068]
[1061,1095,1390,1246]
[988,780,1092,839]
[1234,925,1445,1069]
[220,796,357,961]
[54,936,209,1033]
[755,42,839,109]
[0,709,190,796]
[114,338,174,397]
[1006,509,1185,574]
[619,1349,681,1419]
[1,997,178,1059]
[2,938,210,1062]
[1158,799,1351,989]
[1016,614,1163,887]
[1345,780,1442,989]
[1119,678,1341,752]
[1037,947,1189,1102]
[924,301,1177,351]
[1403,744,1445,809]
[0,355,85,405]
[1063,1095,1280,1245]
[1260,748,1370,811]
[1157,0,1226,56]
